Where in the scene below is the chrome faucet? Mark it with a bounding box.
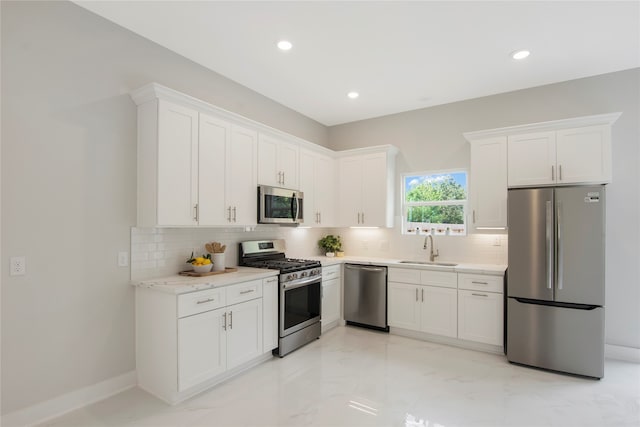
[423,235,440,262]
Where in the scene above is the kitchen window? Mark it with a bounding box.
[402,170,468,235]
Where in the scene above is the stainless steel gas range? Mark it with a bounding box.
[239,239,322,357]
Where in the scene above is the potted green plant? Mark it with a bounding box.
[318,234,342,257]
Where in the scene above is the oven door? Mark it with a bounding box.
[259,185,303,224]
[280,275,321,337]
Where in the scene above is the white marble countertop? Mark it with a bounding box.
[308,255,506,276]
[132,267,279,295]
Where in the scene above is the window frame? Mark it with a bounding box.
[401,169,469,236]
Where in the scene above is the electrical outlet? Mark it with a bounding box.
[118,252,129,267]
[10,256,26,276]
[493,237,501,246]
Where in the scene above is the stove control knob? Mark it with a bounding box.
[300,271,308,278]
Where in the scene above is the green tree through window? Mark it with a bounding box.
[403,171,467,235]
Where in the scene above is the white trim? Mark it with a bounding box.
[130,82,336,157]
[463,112,622,141]
[1,370,136,427]
[605,344,640,363]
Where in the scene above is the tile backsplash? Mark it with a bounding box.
[131,220,507,281]
[131,226,330,281]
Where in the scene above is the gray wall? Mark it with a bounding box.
[0,0,327,415]
[329,68,640,350]
[2,0,639,417]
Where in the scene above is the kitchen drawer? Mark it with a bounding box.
[226,279,263,306]
[458,273,503,293]
[421,270,457,289]
[178,288,226,318]
[388,267,421,284]
[322,264,341,280]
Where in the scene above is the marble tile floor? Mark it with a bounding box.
[39,326,640,427]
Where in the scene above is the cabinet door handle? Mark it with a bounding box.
[319,212,321,224]
[472,210,476,224]
[193,204,199,222]
[240,289,255,295]
[227,206,232,222]
[471,281,488,285]
[232,206,237,222]
[551,165,555,181]
[282,171,285,185]
[196,298,214,304]
[472,293,488,297]
[559,164,563,181]
[421,288,424,302]
[222,312,227,330]
[229,311,233,329]
[361,212,365,224]
[415,288,418,302]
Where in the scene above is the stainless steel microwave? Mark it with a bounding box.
[258,185,304,225]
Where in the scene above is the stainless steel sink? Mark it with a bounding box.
[398,260,458,267]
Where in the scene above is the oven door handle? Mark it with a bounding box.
[283,276,321,290]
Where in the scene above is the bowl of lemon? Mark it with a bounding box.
[191,256,213,273]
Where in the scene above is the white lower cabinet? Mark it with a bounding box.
[388,268,457,338]
[262,276,278,353]
[388,267,505,351]
[136,277,275,404]
[178,307,227,391]
[321,264,341,331]
[458,290,503,346]
[457,273,504,347]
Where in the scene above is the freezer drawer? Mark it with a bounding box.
[507,298,604,378]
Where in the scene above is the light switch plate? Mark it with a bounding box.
[118,252,129,267]
[10,256,26,276]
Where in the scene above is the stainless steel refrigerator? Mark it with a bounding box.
[507,185,605,378]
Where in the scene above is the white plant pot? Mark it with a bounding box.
[213,253,226,271]
[325,252,335,257]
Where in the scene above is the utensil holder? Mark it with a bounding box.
[213,253,225,271]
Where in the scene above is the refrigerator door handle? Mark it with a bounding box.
[546,200,553,290]
[557,201,564,290]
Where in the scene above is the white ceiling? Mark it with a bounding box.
[74,1,640,126]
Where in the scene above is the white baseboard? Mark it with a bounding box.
[1,370,136,427]
[605,344,640,363]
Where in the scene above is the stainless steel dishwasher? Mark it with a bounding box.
[344,264,389,331]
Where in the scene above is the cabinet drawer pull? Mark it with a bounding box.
[472,293,488,297]
[471,281,488,285]
[196,298,215,304]
[240,289,255,295]
[265,278,277,284]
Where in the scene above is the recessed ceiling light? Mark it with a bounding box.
[347,91,359,99]
[277,40,292,51]
[511,50,530,60]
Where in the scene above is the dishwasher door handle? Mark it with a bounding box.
[345,265,385,273]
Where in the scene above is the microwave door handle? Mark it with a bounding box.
[290,193,296,221]
[295,193,301,221]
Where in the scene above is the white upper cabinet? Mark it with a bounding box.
[555,125,612,184]
[155,100,199,226]
[468,136,508,229]
[338,146,397,227]
[132,84,258,227]
[227,125,258,225]
[258,134,299,188]
[507,131,557,187]
[506,116,619,188]
[299,149,336,227]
